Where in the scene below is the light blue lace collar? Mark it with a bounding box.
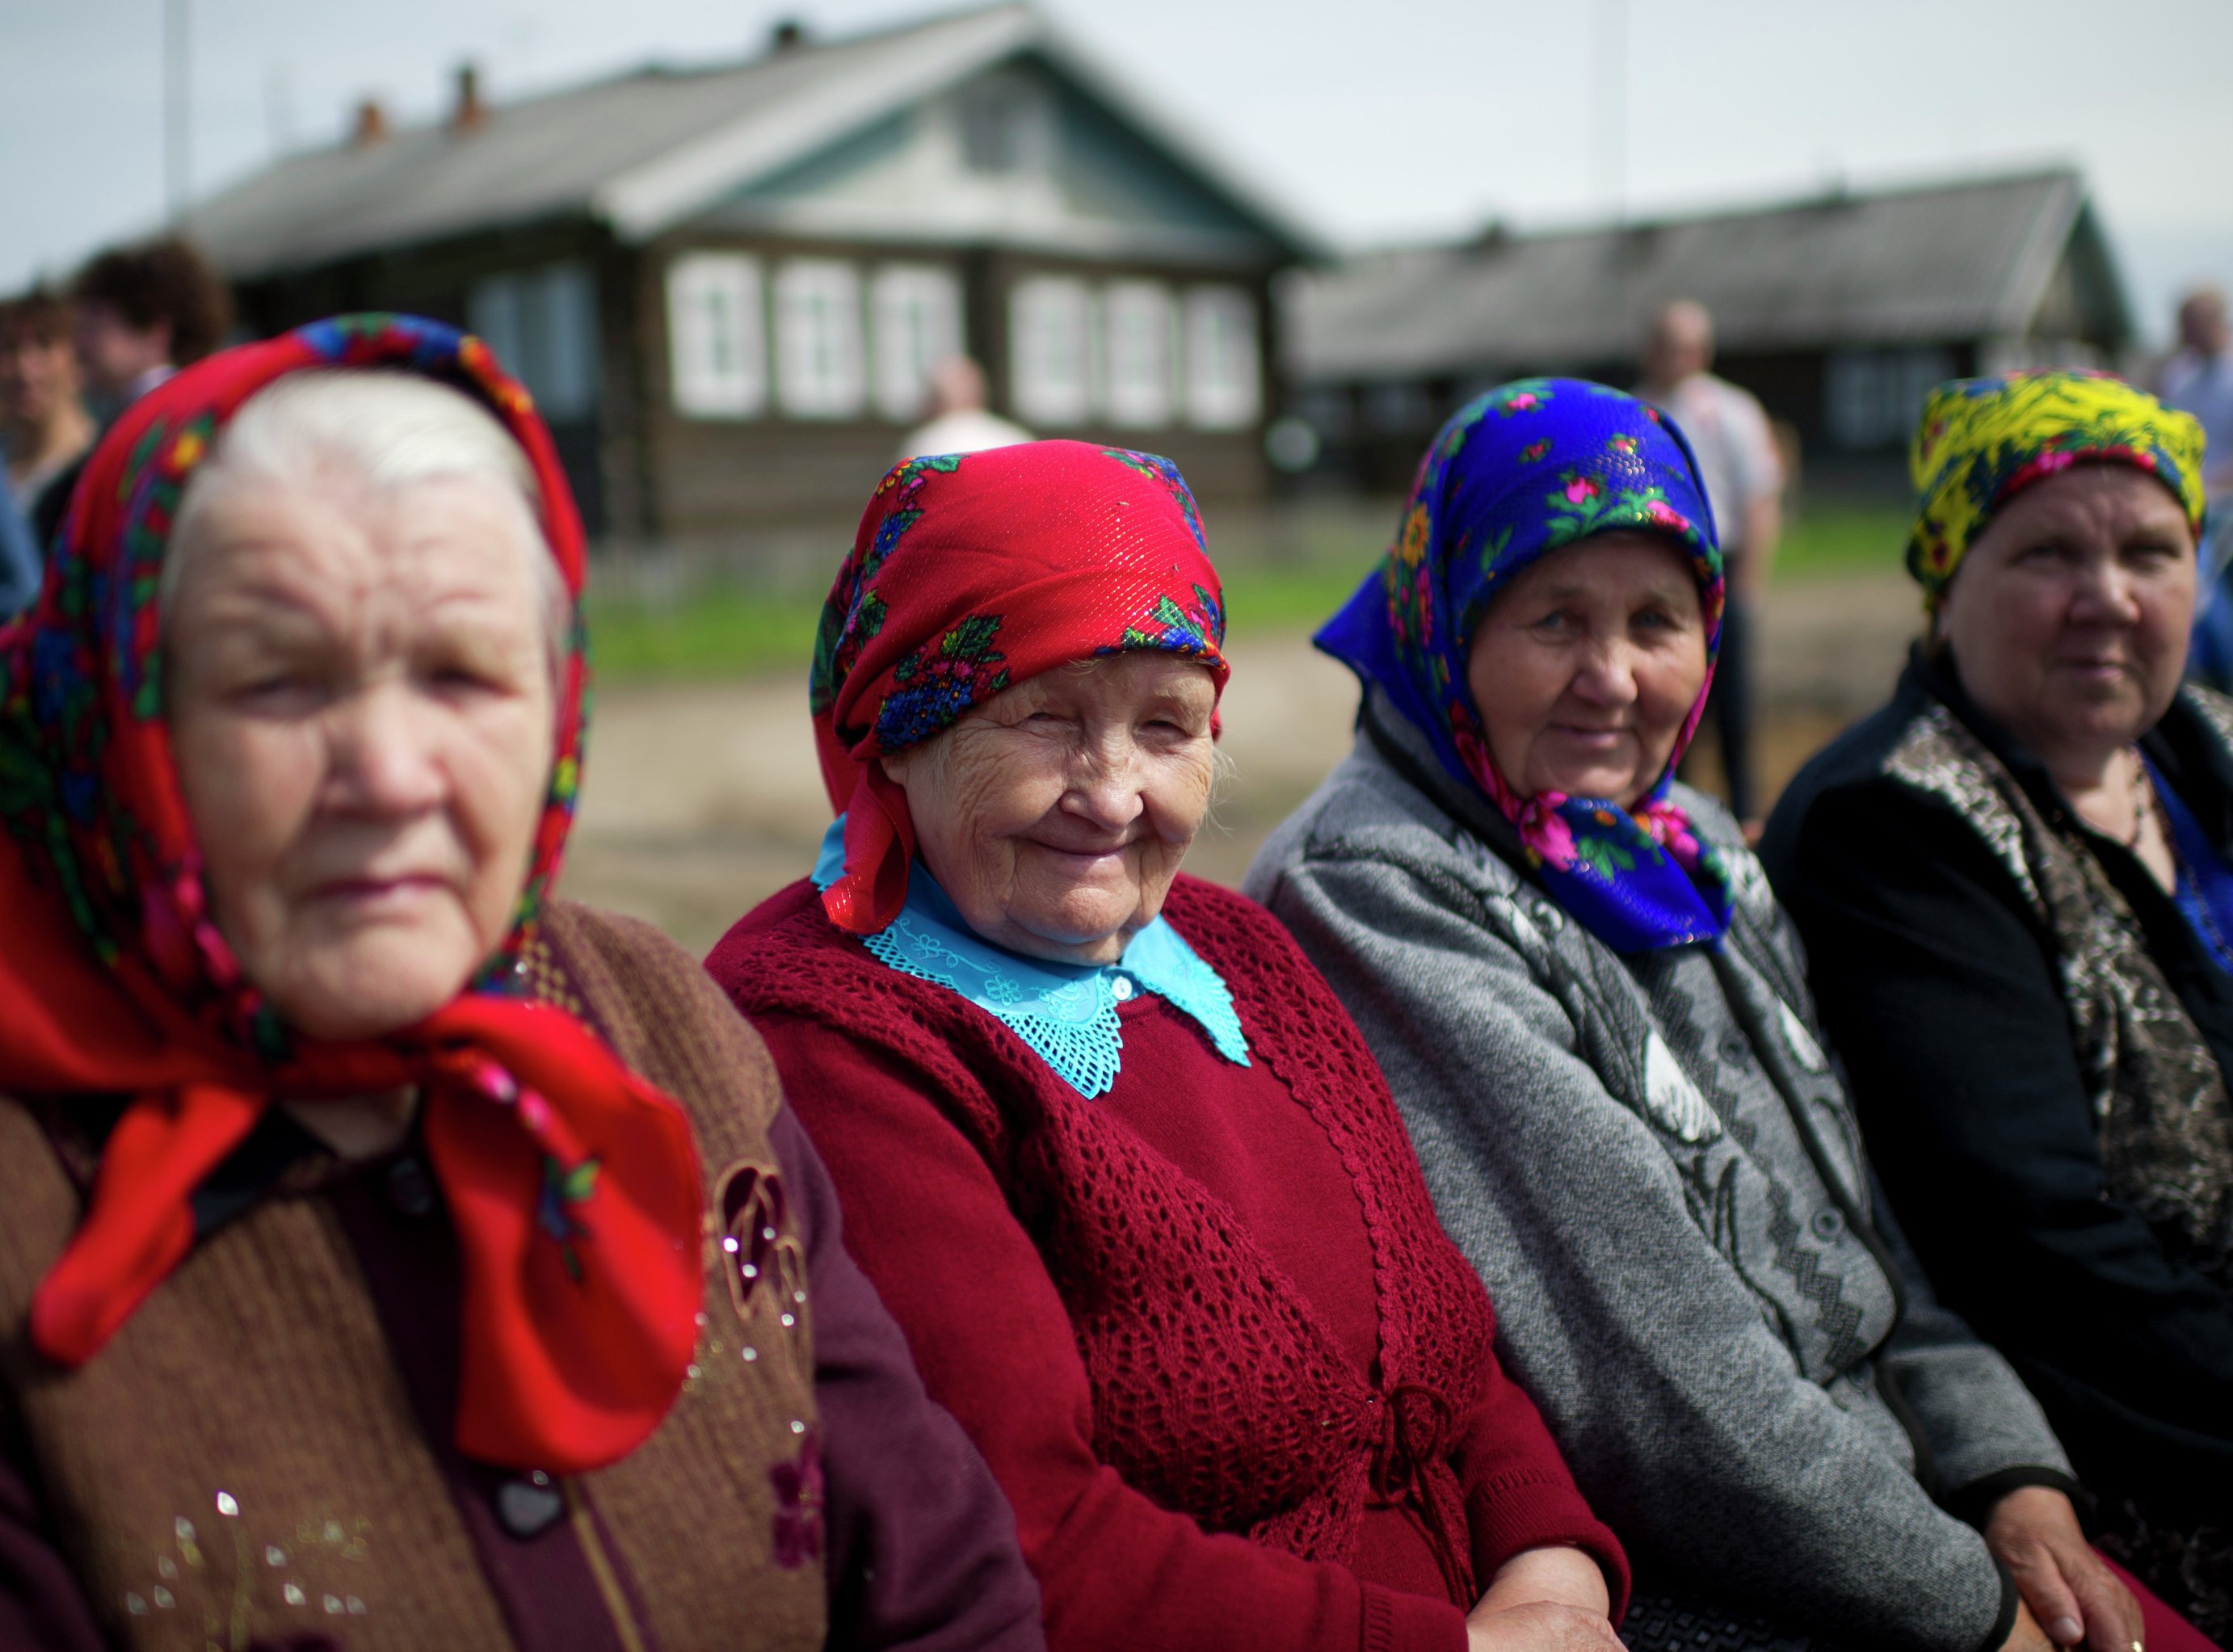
[813,816,1250,1098]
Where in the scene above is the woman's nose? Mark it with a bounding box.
[1063,734,1147,828]
[327,685,447,814]
[2071,557,2144,624]
[1568,638,1642,706]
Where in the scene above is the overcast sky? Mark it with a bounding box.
[5,0,2230,343]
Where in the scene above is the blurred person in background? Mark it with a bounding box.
[897,355,1030,460]
[0,315,1045,1652]
[2161,289,2233,502]
[1638,300,1784,823]
[30,237,232,549]
[1766,370,2231,1638]
[0,464,40,620]
[0,290,96,531]
[2164,288,2233,689]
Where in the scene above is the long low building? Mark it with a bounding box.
[181,3,1315,544]
[1285,167,2134,494]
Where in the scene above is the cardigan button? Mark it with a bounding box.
[385,1157,435,1219]
[494,1472,564,1540]
[1810,1209,1845,1242]
[1111,976,1135,1001]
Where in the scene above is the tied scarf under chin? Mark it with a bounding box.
[809,441,1230,935]
[0,315,703,1475]
[1317,377,1735,954]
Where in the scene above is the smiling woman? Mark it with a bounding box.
[1247,378,2173,1652]
[709,439,1632,1652]
[0,318,1045,1651]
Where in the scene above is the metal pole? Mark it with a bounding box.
[164,0,190,216]
[1594,0,1628,221]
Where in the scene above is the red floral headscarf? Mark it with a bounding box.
[810,441,1229,934]
[0,316,701,1475]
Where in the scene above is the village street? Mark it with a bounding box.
[560,568,1926,952]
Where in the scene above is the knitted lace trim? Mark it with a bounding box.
[810,817,1249,1097]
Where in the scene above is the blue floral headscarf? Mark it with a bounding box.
[1316,377,1733,953]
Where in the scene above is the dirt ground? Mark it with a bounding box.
[558,571,1928,953]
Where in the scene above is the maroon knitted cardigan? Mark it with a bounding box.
[712,873,1586,1592]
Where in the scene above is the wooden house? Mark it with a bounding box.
[181,5,1316,542]
[1286,168,2135,495]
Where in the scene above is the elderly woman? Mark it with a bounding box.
[1764,372,2232,1637]
[0,316,1044,1650]
[1243,380,2206,1652]
[707,440,1630,1652]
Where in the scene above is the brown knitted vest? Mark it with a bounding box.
[0,902,826,1652]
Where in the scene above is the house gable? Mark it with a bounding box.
[681,54,1291,267]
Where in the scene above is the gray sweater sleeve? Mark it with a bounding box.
[1868,1181,2078,1507]
[1256,843,2012,1652]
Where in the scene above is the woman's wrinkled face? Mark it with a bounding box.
[1466,530,1709,807]
[1938,464,2196,762]
[880,652,1219,966]
[166,469,556,1040]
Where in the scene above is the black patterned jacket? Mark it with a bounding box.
[1764,649,2233,1526]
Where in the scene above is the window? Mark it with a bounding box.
[1183,285,1260,430]
[774,259,867,419]
[469,261,599,419]
[1010,277,1095,427]
[1824,347,1953,451]
[960,80,1048,174]
[871,264,965,422]
[665,253,765,418]
[1101,280,1175,429]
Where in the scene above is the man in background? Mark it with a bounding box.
[2161,287,2233,508]
[0,291,95,538]
[899,356,1030,461]
[1638,299,1785,822]
[32,237,231,548]
[2162,287,2233,690]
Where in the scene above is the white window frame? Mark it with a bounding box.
[666,253,766,419]
[774,259,867,421]
[1010,275,1095,428]
[1101,280,1176,429]
[1182,284,1262,431]
[871,264,965,422]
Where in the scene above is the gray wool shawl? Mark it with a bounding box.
[1243,693,2071,1652]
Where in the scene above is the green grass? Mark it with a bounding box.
[585,586,826,683]
[582,502,1916,685]
[1772,505,1911,581]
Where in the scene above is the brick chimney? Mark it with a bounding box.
[449,63,487,132]
[351,98,389,147]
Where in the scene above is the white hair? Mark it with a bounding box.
[162,369,569,660]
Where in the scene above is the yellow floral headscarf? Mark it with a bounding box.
[1906,369,2206,609]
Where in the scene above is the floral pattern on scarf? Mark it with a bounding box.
[1906,369,2207,609]
[1316,378,1734,954]
[808,440,1230,935]
[0,315,704,1476]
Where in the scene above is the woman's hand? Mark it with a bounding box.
[1466,1545,1621,1652]
[1986,1486,2143,1650]
[1466,1600,1625,1652]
